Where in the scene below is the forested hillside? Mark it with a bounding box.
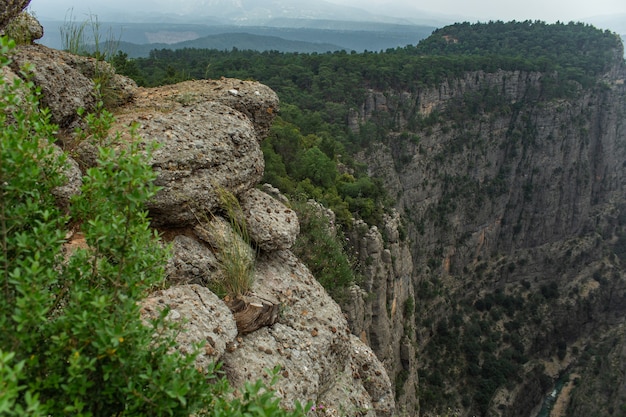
[114,20,620,226]
[114,21,626,417]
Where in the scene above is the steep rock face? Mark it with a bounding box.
[11,30,396,415]
[344,212,418,412]
[352,57,626,415]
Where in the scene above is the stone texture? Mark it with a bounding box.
[8,44,137,128]
[127,78,279,140]
[9,45,97,127]
[0,0,30,31]
[51,147,82,211]
[344,213,416,410]
[165,234,218,286]
[3,11,42,43]
[240,188,299,251]
[107,101,264,226]
[221,250,396,416]
[140,284,238,371]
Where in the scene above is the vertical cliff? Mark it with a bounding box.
[349,41,626,416]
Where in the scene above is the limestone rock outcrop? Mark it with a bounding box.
[140,285,238,372]
[76,78,280,227]
[344,212,417,411]
[349,50,626,415]
[7,16,395,415]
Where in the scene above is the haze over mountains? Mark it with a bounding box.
[32,0,625,57]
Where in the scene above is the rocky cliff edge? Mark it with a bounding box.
[2,10,395,416]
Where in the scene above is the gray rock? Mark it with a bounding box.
[146,78,279,140]
[3,11,42,43]
[0,0,30,31]
[140,284,237,371]
[261,183,289,204]
[51,147,82,211]
[9,45,96,127]
[9,44,137,127]
[166,234,219,286]
[240,188,299,251]
[221,250,396,416]
[107,101,263,226]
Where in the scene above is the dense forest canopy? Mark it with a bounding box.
[112,20,622,230]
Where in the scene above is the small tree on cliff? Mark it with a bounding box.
[0,35,307,417]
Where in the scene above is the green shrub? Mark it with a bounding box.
[292,200,359,303]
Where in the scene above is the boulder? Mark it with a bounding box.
[140,284,237,372]
[9,44,137,127]
[166,234,219,286]
[240,188,300,251]
[128,78,279,140]
[104,101,264,226]
[220,250,396,416]
[3,11,43,44]
[9,45,96,127]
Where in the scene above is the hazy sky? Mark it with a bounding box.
[28,0,626,24]
[333,0,626,22]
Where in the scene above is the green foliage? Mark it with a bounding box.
[262,117,385,226]
[0,36,305,417]
[209,187,256,297]
[291,200,359,303]
[203,367,311,417]
[411,20,619,89]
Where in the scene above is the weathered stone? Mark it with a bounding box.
[3,11,42,43]
[345,214,416,410]
[51,147,82,211]
[107,101,264,226]
[0,0,30,31]
[260,183,289,204]
[9,45,96,127]
[349,335,396,417]
[127,78,278,140]
[240,188,299,251]
[166,234,218,286]
[221,250,395,416]
[140,285,237,371]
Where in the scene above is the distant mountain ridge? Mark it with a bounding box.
[38,20,436,56]
[116,33,346,58]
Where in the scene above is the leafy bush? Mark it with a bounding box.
[291,200,359,303]
[0,35,305,417]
